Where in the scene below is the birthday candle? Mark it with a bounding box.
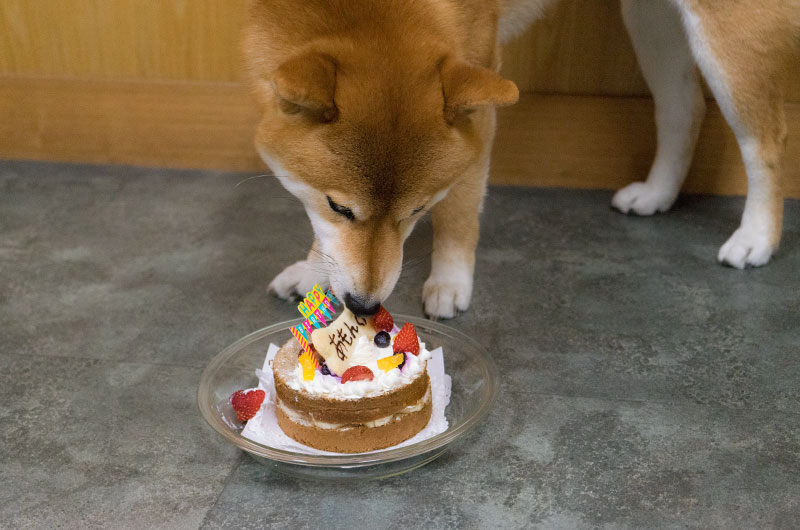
[293,323,310,342]
[290,326,311,353]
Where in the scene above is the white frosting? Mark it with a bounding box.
[286,332,432,399]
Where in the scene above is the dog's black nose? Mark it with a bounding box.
[343,293,380,317]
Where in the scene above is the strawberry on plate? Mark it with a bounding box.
[230,389,266,422]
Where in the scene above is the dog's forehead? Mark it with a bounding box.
[324,121,447,203]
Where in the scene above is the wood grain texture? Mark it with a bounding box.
[0,0,247,81]
[2,77,799,198]
[492,94,800,198]
[0,77,261,170]
[2,0,797,101]
[499,0,800,102]
[501,0,648,96]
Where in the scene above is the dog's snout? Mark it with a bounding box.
[343,292,380,317]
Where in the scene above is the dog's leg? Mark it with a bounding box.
[423,156,491,319]
[268,239,331,299]
[674,0,790,268]
[612,0,706,216]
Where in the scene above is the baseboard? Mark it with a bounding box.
[1,76,798,197]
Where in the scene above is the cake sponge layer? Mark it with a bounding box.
[276,397,433,453]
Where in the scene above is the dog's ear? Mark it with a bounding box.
[441,58,519,122]
[272,52,337,121]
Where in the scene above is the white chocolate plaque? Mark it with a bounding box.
[311,309,376,376]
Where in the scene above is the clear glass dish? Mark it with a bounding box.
[197,315,498,480]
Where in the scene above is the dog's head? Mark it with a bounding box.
[243,2,517,314]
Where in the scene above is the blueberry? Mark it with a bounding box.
[398,353,406,370]
[320,363,331,376]
[374,331,391,348]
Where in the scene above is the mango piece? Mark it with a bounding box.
[377,353,404,372]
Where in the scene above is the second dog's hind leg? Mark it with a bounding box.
[675,0,791,268]
[612,0,706,216]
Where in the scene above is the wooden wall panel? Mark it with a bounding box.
[1,0,797,99]
[501,0,649,97]
[0,0,247,81]
[500,0,800,102]
[1,0,799,196]
[0,78,261,170]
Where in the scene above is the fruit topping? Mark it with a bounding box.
[320,362,331,376]
[393,322,420,356]
[341,365,374,383]
[377,353,405,372]
[374,330,391,348]
[398,352,406,370]
[230,389,266,422]
[372,306,394,332]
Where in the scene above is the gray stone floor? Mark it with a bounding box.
[1,160,798,529]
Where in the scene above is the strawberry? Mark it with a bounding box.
[393,322,420,356]
[372,306,394,332]
[230,389,265,422]
[341,365,374,383]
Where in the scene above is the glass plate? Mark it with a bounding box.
[197,315,498,480]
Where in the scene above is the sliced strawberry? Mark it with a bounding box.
[372,306,394,332]
[340,365,374,383]
[393,322,420,356]
[230,389,266,422]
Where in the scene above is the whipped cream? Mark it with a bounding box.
[285,332,432,399]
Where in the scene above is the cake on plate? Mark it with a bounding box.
[272,331,432,453]
[228,284,439,453]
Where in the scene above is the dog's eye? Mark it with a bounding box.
[327,196,355,221]
[412,206,425,215]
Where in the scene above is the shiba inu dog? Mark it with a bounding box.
[243,0,799,318]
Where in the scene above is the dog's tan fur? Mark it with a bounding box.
[244,0,799,318]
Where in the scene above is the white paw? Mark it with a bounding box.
[611,182,676,216]
[422,273,472,319]
[717,228,776,269]
[267,260,329,299]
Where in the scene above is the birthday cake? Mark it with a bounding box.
[246,286,435,453]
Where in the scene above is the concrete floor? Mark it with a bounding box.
[1,160,799,529]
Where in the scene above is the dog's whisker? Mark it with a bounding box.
[233,173,279,188]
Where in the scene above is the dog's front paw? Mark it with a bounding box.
[268,260,329,299]
[422,272,473,320]
[718,228,776,269]
[611,182,677,216]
